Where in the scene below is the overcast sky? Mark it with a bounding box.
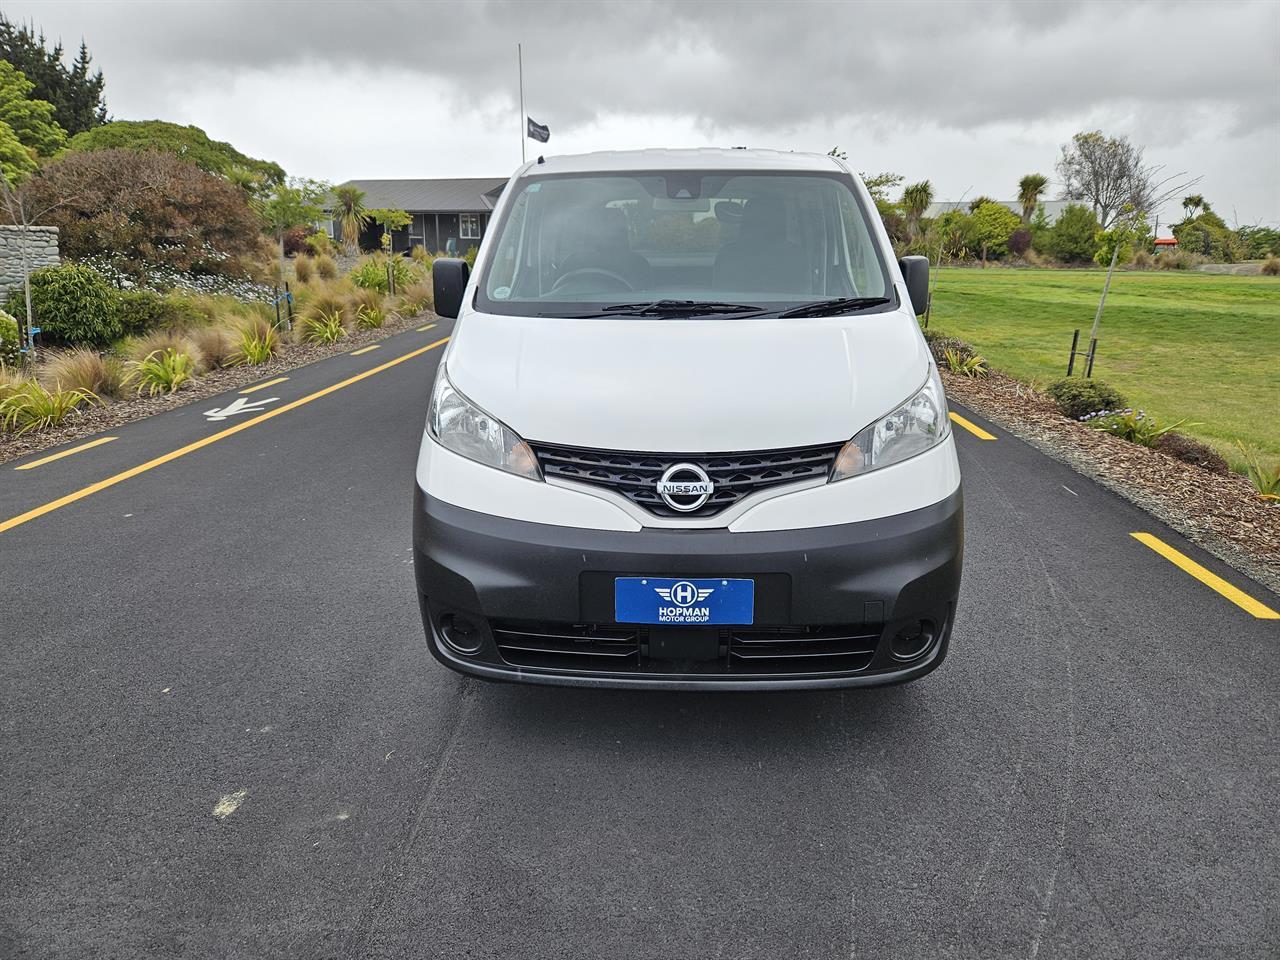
[8,0,1279,228]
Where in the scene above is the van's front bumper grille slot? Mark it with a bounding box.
[493,622,641,671]
[492,620,882,678]
[527,441,845,518]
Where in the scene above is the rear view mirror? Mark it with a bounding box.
[898,256,929,316]
[433,258,470,319]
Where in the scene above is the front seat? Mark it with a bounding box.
[557,207,653,289]
[713,196,809,294]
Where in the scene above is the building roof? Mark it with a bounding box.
[337,178,508,213]
[526,148,846,176]
[925,199,1074,222]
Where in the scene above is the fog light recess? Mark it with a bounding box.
[439,613,484,656]
[890,620,937,662]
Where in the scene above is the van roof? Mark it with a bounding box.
[520,148,846,176]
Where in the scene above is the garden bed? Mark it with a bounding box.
[942,369,1280,594]
[0,307,438,467]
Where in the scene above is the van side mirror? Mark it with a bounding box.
[898,256,929,317]
[433,258,470,319]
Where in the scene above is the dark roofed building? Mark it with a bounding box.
[331,178,508,254]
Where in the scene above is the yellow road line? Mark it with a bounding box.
[949,412,997,440]
[350,345,380,356]
[416,323,437,333]
[14,436,118,471]
[0,337,450,536]
[1131,532,1279,619]
[240,376,289,395]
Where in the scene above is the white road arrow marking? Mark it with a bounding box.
[203,396,279,421]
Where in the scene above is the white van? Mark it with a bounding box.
[414,148,962,690]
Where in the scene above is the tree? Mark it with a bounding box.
[1056,130,1195,230]
[368,208,411,254]
[1046,203,1100,263]
[1093,217,1150,267]
[333,185,369,254]
[256,177,329,288]
[967,196,997,213]
[19,148,262,282]
[900,181,933,242]
[0,60,66,183]
[0,169,82,362]
[1181,194,1205,220]
[967,202,1020,264]
[1017,174,1048,225]
[0,15,106,135]
[66,120,284,192]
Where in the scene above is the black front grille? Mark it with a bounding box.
[494,622,641,671]
[493,620,882,678]
[528,440,845,518]
[729,625,880,674]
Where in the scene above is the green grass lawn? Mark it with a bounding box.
[927,267,1280,472]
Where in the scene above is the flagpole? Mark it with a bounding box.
[518,43,525,164]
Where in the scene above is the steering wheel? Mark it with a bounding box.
[549,267,634,295]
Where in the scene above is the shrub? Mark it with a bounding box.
[410,245,435,269]
[0,309,21,367]
[398,282,434,316]
[124,330,202,368]
[226,319,280,366]
[314,254,338,280]
[923,332,974,364]
[113,288,189,337]
[0,366,23,401]
[1007,229,1032,257]
[293,256,313,284]
[1236,443,1280,500]
[463,246,479,268]
[1155,248,1210,271]
[20,148,262,283]
[1079,408,1189,447]
[41,348,126,398]
[1046,378,1125,420]
[1262,256,1280,277]
[305,233,335,257]
[0,381,99,434]
[8,263,119,346]
[127,348,195,396]
[1130,249,1153,270]
[349,255,420,293]
[1046,203,1100,264]
[349,288,387,329]
[191,325,235,369]
[303,287,350,327]
[942,348,987,378]
[283,225,315,257]
[1152,432,1229,474]
[296,310,346,344]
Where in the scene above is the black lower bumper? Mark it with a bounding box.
[412,487,962,691]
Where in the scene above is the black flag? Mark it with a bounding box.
[527,117,550,143]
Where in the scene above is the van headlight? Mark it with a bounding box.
[830,365,949,481]
[428,366,542,480]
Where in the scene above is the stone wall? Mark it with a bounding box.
[0,225,60,296]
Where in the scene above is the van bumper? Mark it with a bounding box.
[412,486,962,691]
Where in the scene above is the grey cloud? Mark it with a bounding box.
[24,0,1279,141]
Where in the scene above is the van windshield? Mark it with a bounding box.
[477,170,892,317]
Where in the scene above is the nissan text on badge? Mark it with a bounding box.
[414,148,963,690]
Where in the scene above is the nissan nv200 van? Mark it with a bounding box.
[414,148,962,690]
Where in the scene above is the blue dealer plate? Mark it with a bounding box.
[614,577,755,625]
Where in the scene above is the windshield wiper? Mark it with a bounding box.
[775,296,892,319]
[593,299,765,317]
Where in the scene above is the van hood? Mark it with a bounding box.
[444,309,931,452]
